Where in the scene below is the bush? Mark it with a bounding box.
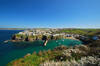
[38,51,43,56]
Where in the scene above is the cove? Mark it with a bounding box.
[0,30,82,66]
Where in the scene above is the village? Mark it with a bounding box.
[17,29,100,40]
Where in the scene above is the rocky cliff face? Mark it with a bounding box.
[11,34,66,42]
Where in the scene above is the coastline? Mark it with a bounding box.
[7,40,100,66]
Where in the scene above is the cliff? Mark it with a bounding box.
[11,34,66,42]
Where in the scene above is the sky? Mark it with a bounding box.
[0,0,100,28]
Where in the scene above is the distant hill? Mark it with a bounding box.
[0,28,100,30]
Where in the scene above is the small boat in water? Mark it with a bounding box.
[4,40,9,43]
[43,40,48,46]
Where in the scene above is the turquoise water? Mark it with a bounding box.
[0,30,82,66]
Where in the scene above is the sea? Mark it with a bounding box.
[0,30,82,66]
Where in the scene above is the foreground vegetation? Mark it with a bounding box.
[7,40,100,66]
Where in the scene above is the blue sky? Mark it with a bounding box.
[0,0,100,28]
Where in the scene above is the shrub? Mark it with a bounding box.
[38,51,43,56]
